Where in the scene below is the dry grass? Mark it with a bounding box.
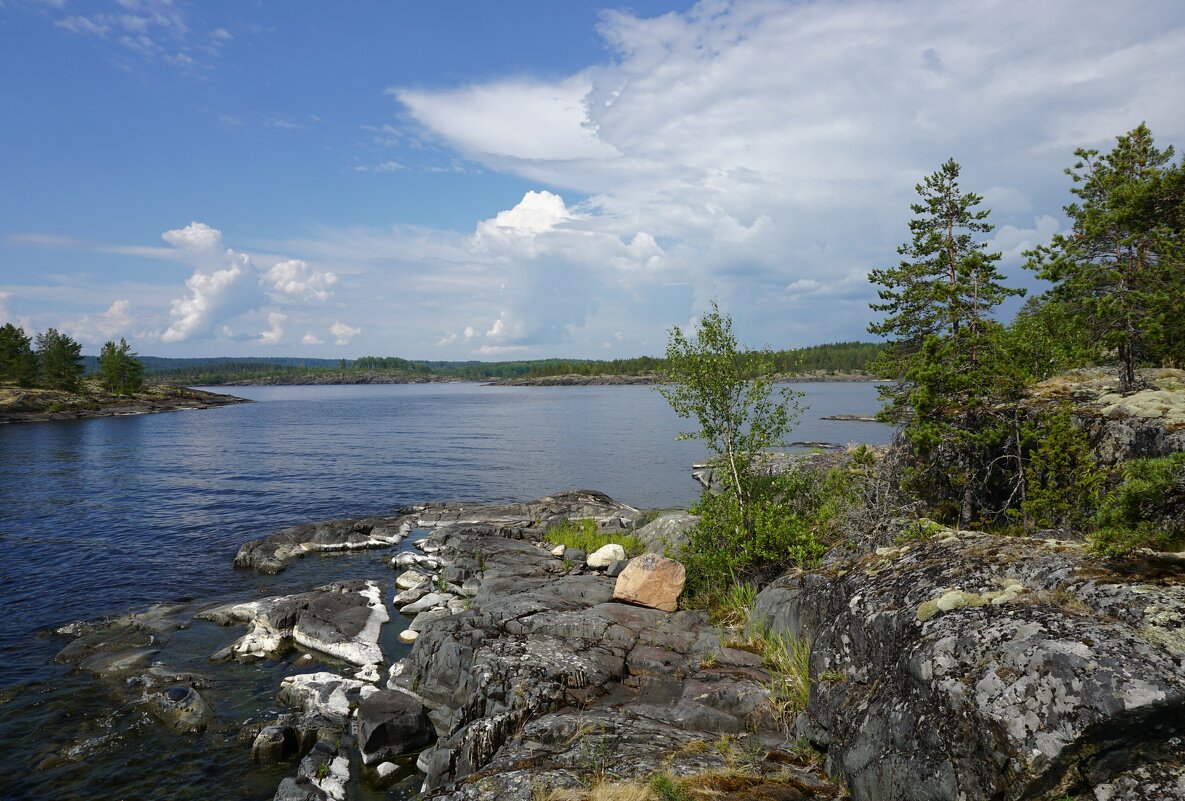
[534,782,654,801]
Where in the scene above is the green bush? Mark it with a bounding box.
[1091,452,1185,556]
[1015,412,1107,531]
[681,465,851,595]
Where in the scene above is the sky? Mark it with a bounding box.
[2,0,1184,360]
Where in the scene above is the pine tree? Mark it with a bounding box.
[97,338,144,395]
[35,328,84,391]
[0,323,38,386]
[869,158,1023,418]
[868,159,1024,524]
[1025,124,1181,389]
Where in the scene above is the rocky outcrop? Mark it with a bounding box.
[412,489,644,532]
[636,511,699,555]
[753,528,1185,801]
[357,689,436,765]
[234,490,643,575]
[199,580,389,679]
[385,524,833,798]
[0,383,249,425]
[1027,367,1185,464]
[234,518,411,574]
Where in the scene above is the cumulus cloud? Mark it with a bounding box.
[264,259,337,302]
[162,221,223,254]
[394,77,618,161]
[64,299,137,345]
[161,252,255,342]
[302,332,324,345]
[330,321,361,346]
[157,222,336,344]
[259,312,286,345]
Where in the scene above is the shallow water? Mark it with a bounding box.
[0,381,891,799]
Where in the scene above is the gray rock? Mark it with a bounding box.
[356,689,435,765]
[753,531,1185,801]
[389,526,797,794]
[400,592,451,615]
[605,559,627,578]
[235,516,409,574]
[252,724,299,765]
[636,512,699,556]
[197,579,388,668]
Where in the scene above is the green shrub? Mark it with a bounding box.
[649,773,691,801]
[546,518,644,557]
[1015,412,1107,531]
[1091,452,1185,556]
[681,465,851,594]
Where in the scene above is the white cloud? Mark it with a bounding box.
[264,259,337,302]
[395,77,619,161]
[330,321,361,346]
[302,332,324,345]
[63,298,136,345]
[259,312,286,345]
[353,161,404,173]
[162,221,223,254]
[376,0,1185,353]
[161,253,255,342]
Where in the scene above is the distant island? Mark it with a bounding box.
[139,341,885,387]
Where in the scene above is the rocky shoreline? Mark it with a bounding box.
[0,384,250,424]
[36,477,1185,801]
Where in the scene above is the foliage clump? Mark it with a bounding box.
[1091,453,1185,556]
[97,338,144,395]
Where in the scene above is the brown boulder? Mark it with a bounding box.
[612,553,685,612]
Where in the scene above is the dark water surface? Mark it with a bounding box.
[0,382,890,800]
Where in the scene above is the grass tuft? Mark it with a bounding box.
[548,518,644,557]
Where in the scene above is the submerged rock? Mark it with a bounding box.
[145,684,214,733]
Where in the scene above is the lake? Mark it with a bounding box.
[0,381,890,799]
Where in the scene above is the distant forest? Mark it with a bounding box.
[139,341,884,385]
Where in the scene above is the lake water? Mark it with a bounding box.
[0,381,890,800]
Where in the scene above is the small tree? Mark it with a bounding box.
[35,328,84,391]
[659,303,801,520]
[1025,124,1181,390]
[0,322,38,386]
[658,304,829,589]
[868,159,1025,525]
[97,338,144,394]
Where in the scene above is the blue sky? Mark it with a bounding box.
[2,0,1183,359]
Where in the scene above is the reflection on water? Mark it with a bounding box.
[0,382,891,800]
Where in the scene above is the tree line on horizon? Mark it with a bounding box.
[134,341,886,385]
